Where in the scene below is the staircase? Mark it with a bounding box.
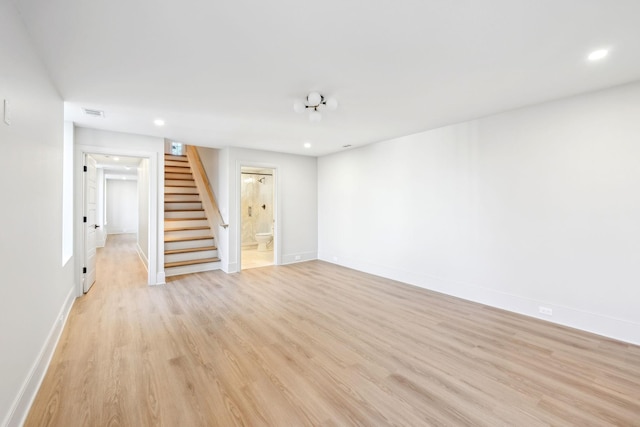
[164,153,220,276]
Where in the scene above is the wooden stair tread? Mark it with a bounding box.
[163,175,194,180]
[165,246,217,255]
[164,217,207,221]
[165,226,210,231]
[164,201,202,204]
[165,257,220,268]
[165,192,200,195]
[165,168,192,173]
[164,183,196,187]
[164,235,213,242]
[165,208,205,212]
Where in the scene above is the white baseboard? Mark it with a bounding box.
[224,262,238,274]
[154,271,166,285]
[4,285,76,427]
[106,229,136,235]
[136,243,149,270]
[319,254,640,346]
[281,251,317,265]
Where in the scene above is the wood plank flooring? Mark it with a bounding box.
[26,234,640,426]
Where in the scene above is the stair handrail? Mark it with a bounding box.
[185,146,228,253]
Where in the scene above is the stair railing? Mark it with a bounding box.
[185,146,228,254]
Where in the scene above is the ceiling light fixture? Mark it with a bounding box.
[113,157,120,161]
[304,142,312,149]
[154,118,165,126]
[588,48,609,61]
[294,92,338,122]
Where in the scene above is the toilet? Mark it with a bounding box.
[255,232,273,252]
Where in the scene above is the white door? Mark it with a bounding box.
[84,155,98,293]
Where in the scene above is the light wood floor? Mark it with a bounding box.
[26,234,640,426]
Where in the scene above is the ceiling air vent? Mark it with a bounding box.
[83,108,105,118]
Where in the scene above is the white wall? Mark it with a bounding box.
[214,147,317,272]
[0,1,76,425]
[319,81,640,345]
[197,146,220,203]
[137,159,150,267]
[106,180,138,234]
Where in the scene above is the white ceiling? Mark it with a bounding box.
[90,154,141,175]
[15,0,640,156]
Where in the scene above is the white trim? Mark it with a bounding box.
[156,271,166,285]
[136,242,149,270]
[74,144,161,293]
[224,262,238,274]
[281,251,318,265]
[320,254,640,346]
[4,286,76,427]
[235,161,280,271]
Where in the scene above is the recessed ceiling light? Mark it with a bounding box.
[588,49,609,61]
[113,157,120,161]
[154,118,165,126]
[304,142,312,149]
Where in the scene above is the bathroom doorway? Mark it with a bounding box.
[240,167,275,269]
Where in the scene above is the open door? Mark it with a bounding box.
[83,154,98,293]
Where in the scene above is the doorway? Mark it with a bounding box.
[240,167,275,269]
[79,150,155,294]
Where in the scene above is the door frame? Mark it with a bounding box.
[235,161,280,270]
[74,144,160,296]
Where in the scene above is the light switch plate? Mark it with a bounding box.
[3,99,10,125]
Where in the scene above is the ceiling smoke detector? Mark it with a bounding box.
[83,108,105,118]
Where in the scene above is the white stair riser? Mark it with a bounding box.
[165,238,214,251]
[165,179,196,187]
[165,194,200,202]
[165,172,194,180]
[164,155,187,162]
[165,219,209,229]
[165,186,200,195]
[165,210,206,219]
[165,229,212,239]
[165,202,202,210]
[165,261,221,277]
[165,160,190,167]
[165,249,218,263]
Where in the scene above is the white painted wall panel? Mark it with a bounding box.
[319,82,640,345]
[106,180,138,234]
[214,148,317,272]
[0,1,75,424]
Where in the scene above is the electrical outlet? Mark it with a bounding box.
[332,256,338,262]
[539,306,553,316]
[294,255,301,261]
[59,314,64,323]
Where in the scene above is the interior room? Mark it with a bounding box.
[240,167,275,269]
[1,0,640,425]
